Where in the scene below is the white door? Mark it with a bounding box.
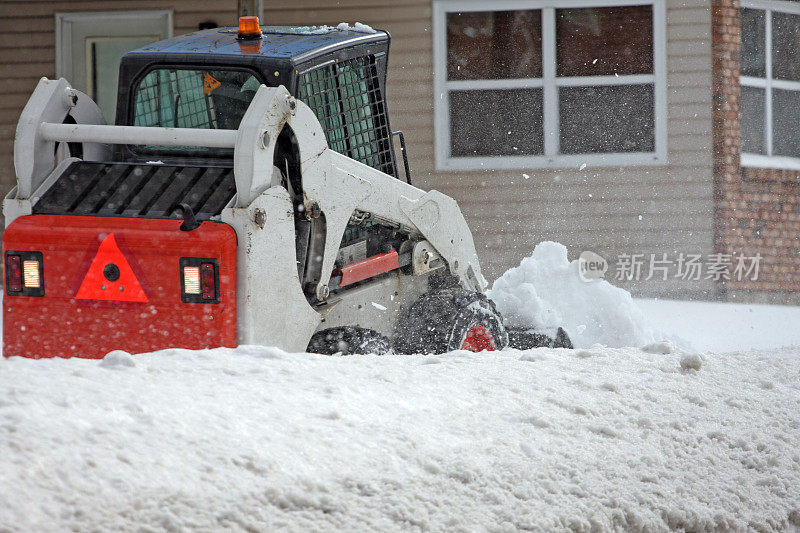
[56,11,172,124]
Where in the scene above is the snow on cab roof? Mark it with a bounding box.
[126,22,387,63]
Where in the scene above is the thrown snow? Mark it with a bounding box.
[488,242,656,348]
[2,345,799,531]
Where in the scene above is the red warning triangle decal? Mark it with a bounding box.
[75,233,148,302]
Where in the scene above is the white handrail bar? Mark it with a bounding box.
[39,122,238,148]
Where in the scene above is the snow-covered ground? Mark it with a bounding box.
[3,242,800,531]
[2,344,799,531]
[637,298,800,353]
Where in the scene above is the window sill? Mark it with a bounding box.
[742,154,800,181]
[742,153,800,171]
[435,152,666,172]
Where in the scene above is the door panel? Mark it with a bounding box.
[56,11,172,123]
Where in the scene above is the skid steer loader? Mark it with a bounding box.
[3,18,570,358]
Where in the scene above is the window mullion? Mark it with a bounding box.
[542,7,558,157]
[445,78,544,91]
[765,9,773,156]
[556,74,656,87]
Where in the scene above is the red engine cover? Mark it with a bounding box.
[3,215,237,359]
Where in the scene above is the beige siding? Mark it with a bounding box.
[0,0,715,298]
[381,0,716,299]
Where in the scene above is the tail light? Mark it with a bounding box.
[5,251,44,296]
[180,258,220,303]
[201,263,216,300]
[6,255,21,292]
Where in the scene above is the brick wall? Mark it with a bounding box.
[712,0,800,303]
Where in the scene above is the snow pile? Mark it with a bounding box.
[488,241,656,348]
[2,345,799,531]
[336,22,377,34]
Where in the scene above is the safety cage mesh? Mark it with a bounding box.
[132,68,259,154]
[134,69,212,130]
[297,56,396,177]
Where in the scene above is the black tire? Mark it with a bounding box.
[307,326,392,355]
[507,326,573,349]
[394,289,509,354]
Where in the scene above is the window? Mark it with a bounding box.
[433,1,666,170]
[740,1,800,169]
[132,68,260,155]
[56,11,172,123]
[297,56,396,177]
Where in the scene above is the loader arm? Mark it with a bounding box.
[314,151,487,295]
[226,84,486,299]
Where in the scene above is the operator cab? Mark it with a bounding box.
[114,18,401,179]
[111,18,411,302]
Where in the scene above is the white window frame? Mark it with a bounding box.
[433,0,667,171]
[740,0,800,170]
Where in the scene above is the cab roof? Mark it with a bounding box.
[126,24,389,65]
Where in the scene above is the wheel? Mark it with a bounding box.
[394,289,509,354]
[307,326,392,355]
[507,326,574,349]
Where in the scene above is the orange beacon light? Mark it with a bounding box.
[237,16,262,40]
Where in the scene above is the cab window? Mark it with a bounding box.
[297,56,395,176]
[132,68,261,154]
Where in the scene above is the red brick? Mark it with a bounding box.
[713,0,800,292]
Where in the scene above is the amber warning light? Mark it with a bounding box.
[237,16,262,40]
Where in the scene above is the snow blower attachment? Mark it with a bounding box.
[3,19,569,358]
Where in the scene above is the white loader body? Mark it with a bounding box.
[8,77,486,351]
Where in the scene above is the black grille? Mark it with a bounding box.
[297,56,396,177]
[33,162,236,219]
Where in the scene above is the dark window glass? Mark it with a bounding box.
[134,69,259,130]
[741,86,766,154]
[772,11,800,81]
[741,9,766,77]
[556,6,653,77]
[772,88,800,157]
[449,89,543,156]
[447,10,542,80]
[559,84,654,153]
[133,68,260,154]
